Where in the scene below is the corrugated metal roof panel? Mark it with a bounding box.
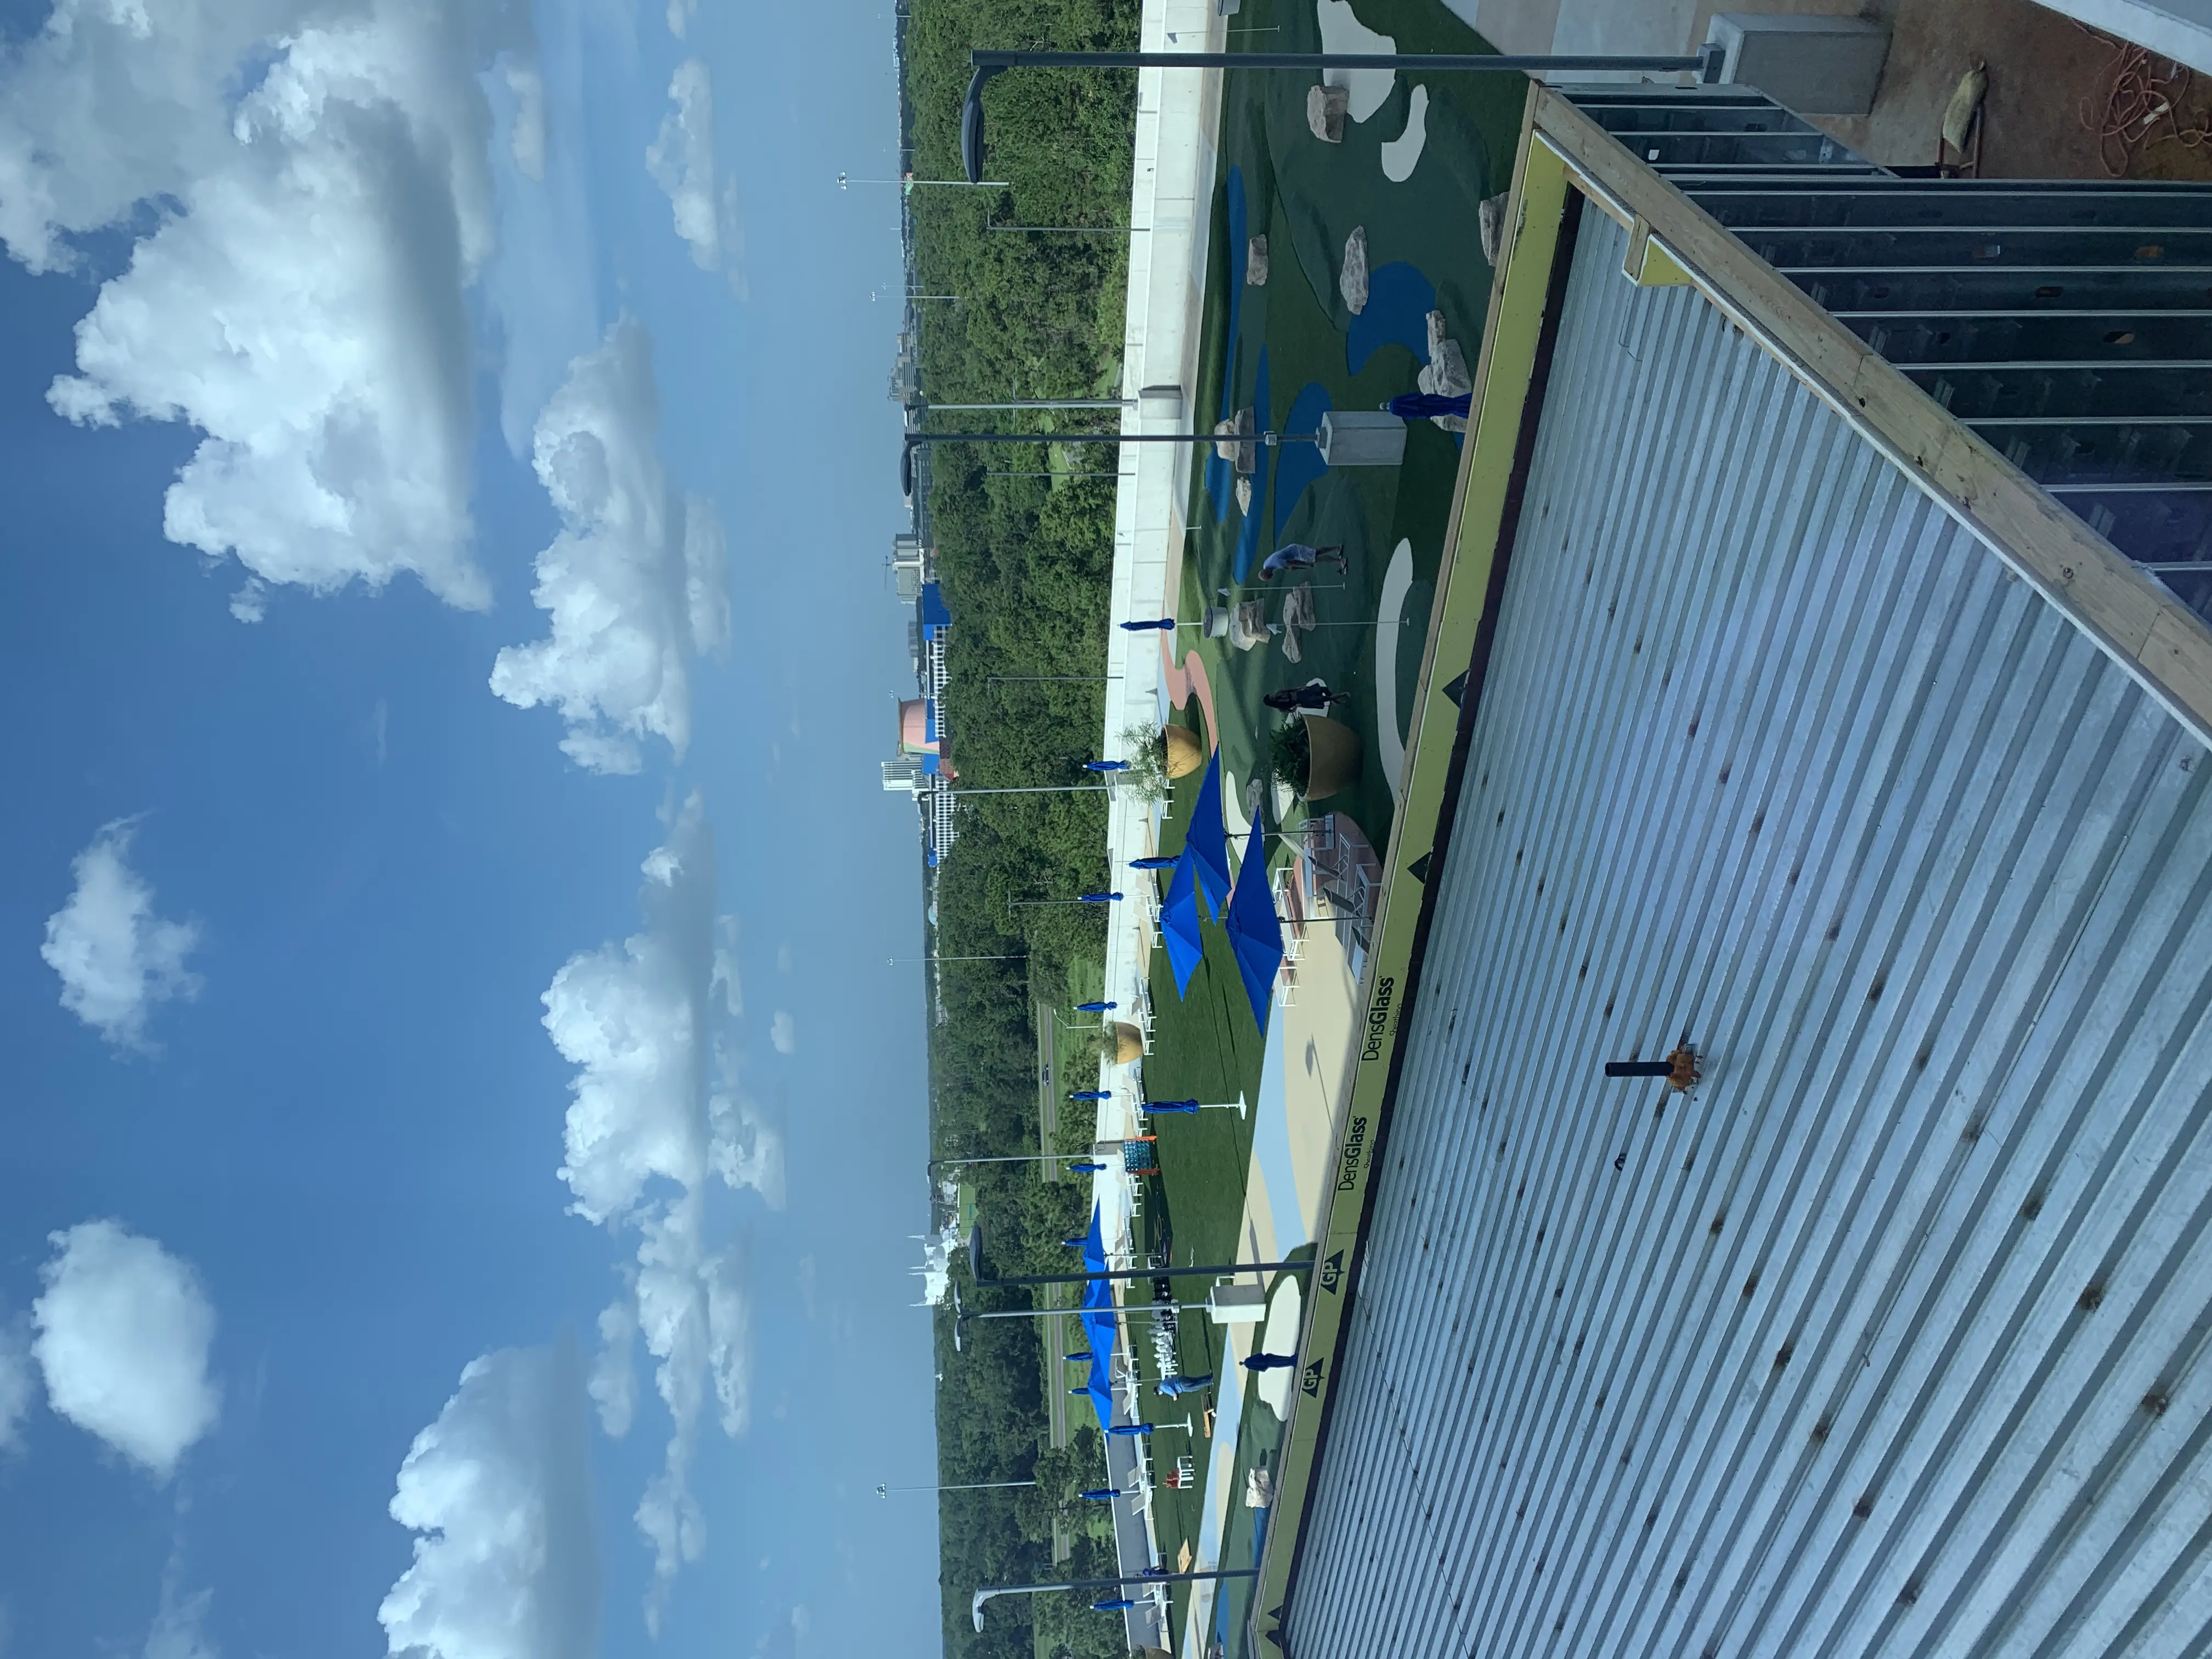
[1285,209,2212,1659]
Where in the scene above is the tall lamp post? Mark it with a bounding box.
[973,1570,1259,1629]
[958,46,1723,182]
[879,1478,1036,1497]
[967,1224,1311,1289]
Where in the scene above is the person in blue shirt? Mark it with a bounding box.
[1257,541,1346,581]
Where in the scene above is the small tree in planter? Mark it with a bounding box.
[1116,723,1171,803]
[1270,712,1363,803]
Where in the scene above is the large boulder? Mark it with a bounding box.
[1340,225,1369,315]
[1306,83,1349,143]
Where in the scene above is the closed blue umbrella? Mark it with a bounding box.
[1076,1000,1117,1012]
[1119,618,1175,631]
[1069,1090,1111,1100]
[1078,891,1122,903]
[1385,391,1471,420]
[1092,1600,1137,1612]
[1146,1099,1200,1115]
[1159,849,1204,997]
[1130,856,1176,870]
[1068,1160,1108,1173]
[1085,759,1130,771]
[1223,811,1285,1031]
[1185,754,1232,919]
[1081,1488,1124,1502]
[1107,1423,1154,1436]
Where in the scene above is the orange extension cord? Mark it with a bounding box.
[2075,24,2210,177]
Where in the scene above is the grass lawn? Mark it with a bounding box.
[1119,3,1520,1645]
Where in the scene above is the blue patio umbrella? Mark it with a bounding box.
[1146,1099,1200,1115]
[1159,849,1205,997]
[1130,856,1177,870]
[1076,1000,1117,1012]
[1385,391,1471,420]
[1223,812,1286,1031]
[1184,753,1233,919]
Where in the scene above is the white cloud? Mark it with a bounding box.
[502,60,548,182]
[4,0,540,611]
[143,1559,218,1659]
[769,1011,795,1056]
[587,1296,637,1440]
[489,318,730,774]
[0,1319,33,1453]
[775,943,792,975]
[666,0,697,38]
[32,1222,218,1480]
[540,796,775,1628]
[42,821,201,1052]
[645,60,747,298]
[380,1343,599,1659]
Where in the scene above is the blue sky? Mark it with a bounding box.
[0,2,944,1657]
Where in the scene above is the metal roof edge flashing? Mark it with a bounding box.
[1532,88,2212,751]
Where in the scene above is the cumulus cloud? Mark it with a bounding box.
[0,1319,33,1453]
[645,60,747,298]
[769,1012,795,1056]
[380,1342,599,1659]
[666,0,697,38]
[540,795,775,1628]
[587,1296,637,1440]
[42,821,201,1051]
[2,0,543,611]
[489,318,731,774]
[32,1222,219,1480]
[143,1559,218,1659]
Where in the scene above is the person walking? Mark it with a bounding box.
[1257,542,1347,582]
[1262,682,1349,714]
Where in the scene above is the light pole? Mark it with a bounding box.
[840,171,1008,188]
[888,953,1029,964]
[973,1569,1259,1629]
[958,46,1723,181]
[902,428,1314,497]
[967,1224,1311,1289]
[946,782,1116,797]
[878,1478,1036,1497]
[916,397,1136,411]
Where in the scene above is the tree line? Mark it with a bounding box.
[907,1,1152,1656]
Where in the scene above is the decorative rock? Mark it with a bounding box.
[1479,190,1513,266]
[1234,474,1254,514]
[1306,83,1349,143]
[1245,233,1269,286]
[1340,225,1369,315]
[1214,407,1256,474]
[1428,341,1471,398]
